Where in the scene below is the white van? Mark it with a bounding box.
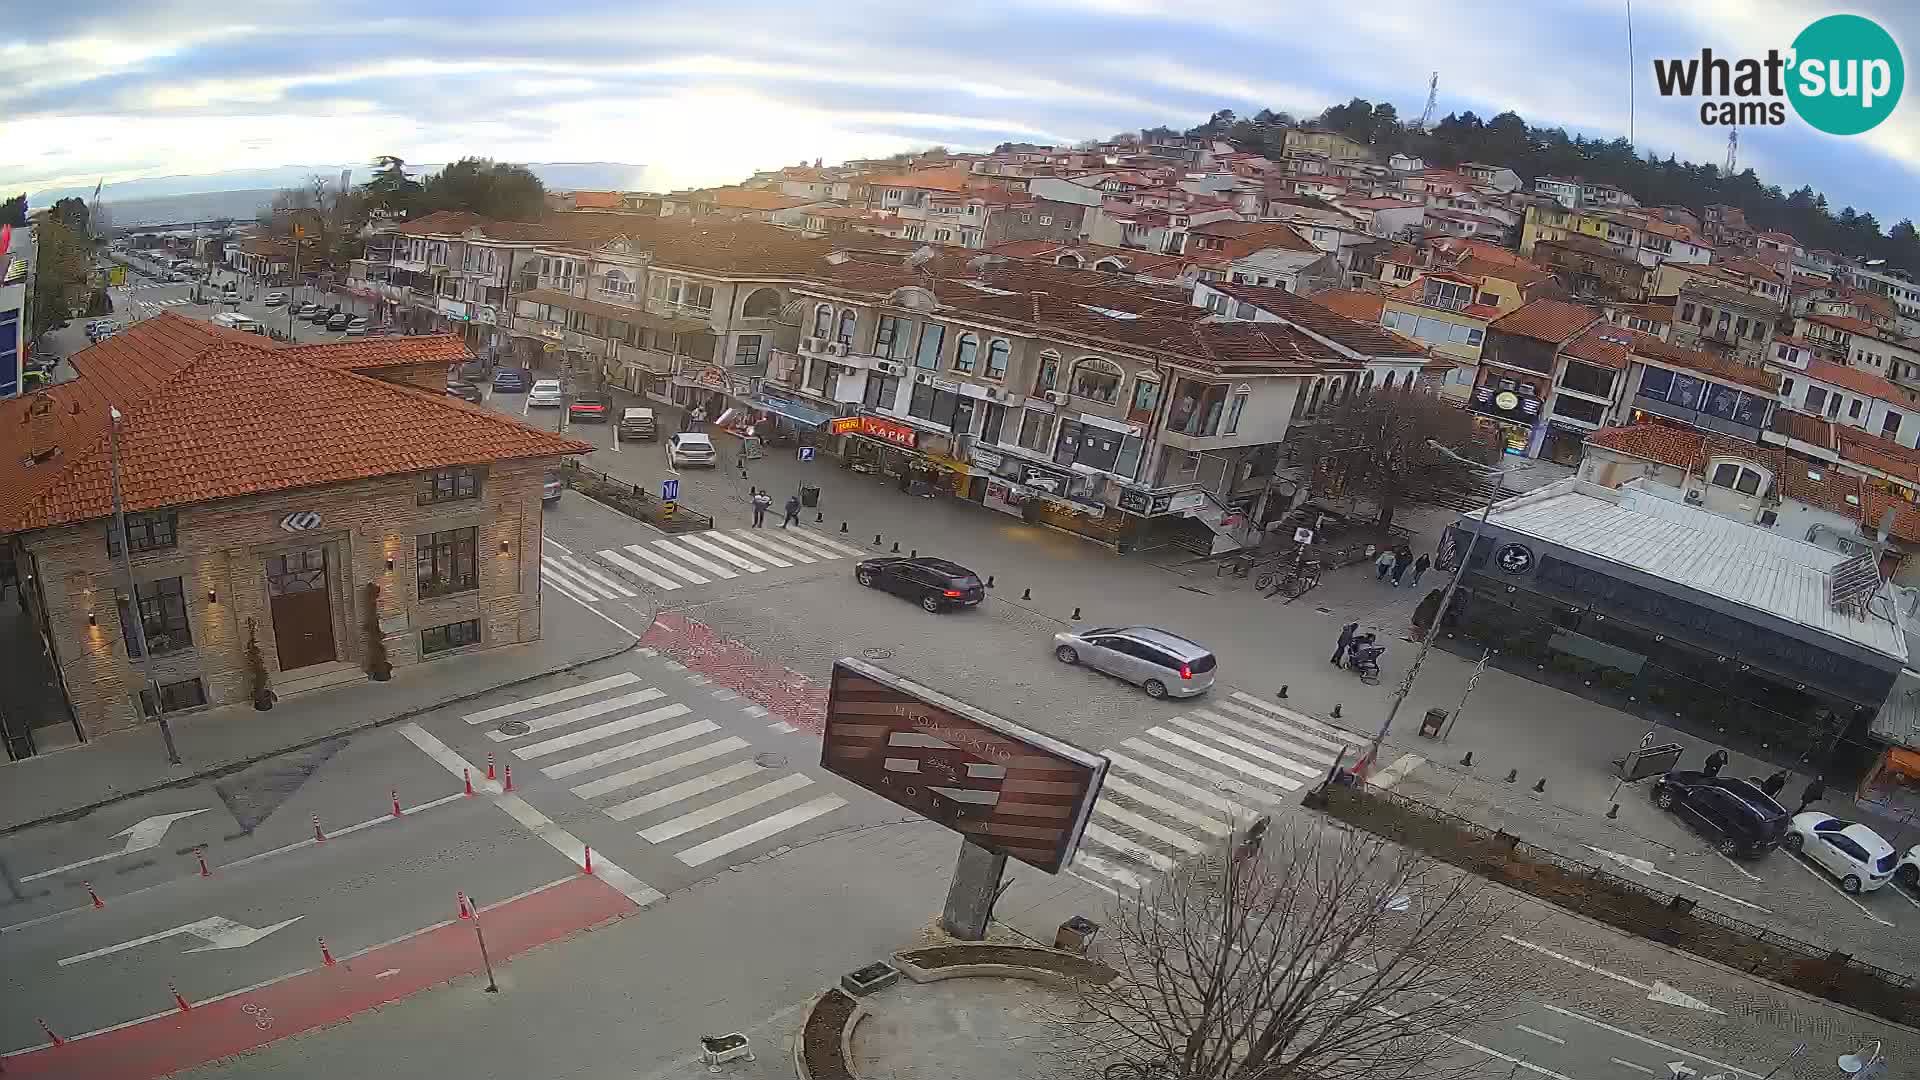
[212,312,259,333]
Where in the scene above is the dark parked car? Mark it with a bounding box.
[853,556,984,613]
[567,394,610,423]
[491,367,530,393]
[1651,772,1790,858]
[445,381,484,404]
[326,312,351,331]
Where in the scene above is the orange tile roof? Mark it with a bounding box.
[701,187,813,211]
[1208,282,1424,358]
[568,190,624,209]
[0,313,591,534]
[1804,313,1878,336]
[1488,299,1599,344]
[1630,333,1778,392]
[1585,423,1709,469]
[1310,288,1386,322]
[279,335,471,371]
[1804,358,1916,403]
[1561,325,1636,370]
[860,169,973,193]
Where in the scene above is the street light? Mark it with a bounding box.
[1359,440,1525,777]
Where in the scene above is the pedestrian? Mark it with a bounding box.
[1410,553,1431,587]
[1332,621,1358,666]
[1375,549,1395,581]
[1760,769,1789,798]
[751,489,772,527]
[1795,777,1826,815]
[782,494,802,528]
[1702,748,1729,778]
[1391,548,1412,587]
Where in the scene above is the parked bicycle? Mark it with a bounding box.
[1256,558,1321,601]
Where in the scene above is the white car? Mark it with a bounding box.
[665,432,717,468]
[1784,813,1897,893]
[1896,844,1918,889]
[527,380,564,407]
[263,292,286,307]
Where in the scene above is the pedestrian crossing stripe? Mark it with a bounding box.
[675,533,765,573]
[483,688,668,742]
[538,527,869,602]
[463,672,641,725]
[650,538,737,579]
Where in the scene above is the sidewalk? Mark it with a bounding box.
[0,589,638,836]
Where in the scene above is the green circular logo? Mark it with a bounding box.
[1788,14,1904,135]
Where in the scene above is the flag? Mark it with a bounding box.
[1436,530,1457,570]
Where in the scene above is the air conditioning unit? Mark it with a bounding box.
[914,371,934,385]
[800,336,820,352]
[1044,390,1070,405]
[875,360,906,377]
[1684,488,1703,504]
[828,342,848,356]
[984,387,1001,400]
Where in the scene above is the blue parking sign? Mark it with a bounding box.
[661,478,680,501]
[798,446,816,462]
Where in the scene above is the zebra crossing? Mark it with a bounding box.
[541,525,866,602]
[135,298,192,316]
[1065,691,1380,892]
[461,669,848,867]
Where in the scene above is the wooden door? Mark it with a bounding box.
[267,547,336,671]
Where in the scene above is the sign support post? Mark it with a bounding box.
[940,836,1007,941]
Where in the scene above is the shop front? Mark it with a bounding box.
[968,444,1128,544]
[1468,377,1543,457]
[672,363,753,424]
[832,415,971,498]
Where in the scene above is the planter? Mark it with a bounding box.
[252,689,277,711]
[369,663,392,682]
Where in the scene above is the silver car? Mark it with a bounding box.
[1052,626,1217,699]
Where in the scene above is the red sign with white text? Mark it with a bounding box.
[858,415,918,449]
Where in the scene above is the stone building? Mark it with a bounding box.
[0,313,588,747]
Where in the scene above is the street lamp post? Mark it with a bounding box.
[1359,441,1521,777]
[108,406,182,766]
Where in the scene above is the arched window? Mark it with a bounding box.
[600,268,634,299]
[1362,371,1375,392]
[1129,374,1161,417]
[1069,357,1124,403]
[1035,350,1061,393]
[986,339,1010,379]
[836,309,857,345]
[1056,253,1083,268]
[953,334,979,374]
[1306,380,1324,414]
[741,287,782,318]
[1382,371,1398,391]
[811,304,833,338]
[1094,258,1124,272]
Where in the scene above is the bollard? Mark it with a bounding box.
[312,813,326,843]
[1331,704,1342,719]
[36,1019,62,1047]
[1021,587,1031,600]
[1530,778,1546,793]
[840,522,849,533]
[986,575,995,589]
[196,849,213,878]
[1071,607,1082,620]
[910,549,917,559]
[458,891,474,921]
[875,534,882,546]
[1459,751,1474,767]
[318,937,336,967]
[84,881,104,909]
[816,511,824,523]
[1607,803,1620,820]
[464,768,474,796]
[503,765,514,793]
[1504,768,1518,783]
[1277,685,1288,699]
[170,980,193,1013]
[891,541,900,553]
[486,751,496,781]
[582,846,594,875]
[391,789,403,818]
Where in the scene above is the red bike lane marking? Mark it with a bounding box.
[5,874,634,1080]
[644,612,828,735]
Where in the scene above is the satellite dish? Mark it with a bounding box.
[1839,1041,1882,1076]
[905,245,937,270]
[1840,1055,1866,1074]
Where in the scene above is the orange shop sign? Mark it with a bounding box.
[856,416,918,449]
[828,417,862,436]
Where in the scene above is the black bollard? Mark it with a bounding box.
[891,541,899,553]
[1276,685,1288,699]
[1071,607,1082,620]
[816,511,824,522]
[1531,778,1546,793]
[875,534,882,545]
[1021,587,1031,600]
[1331,704,1342,718]
[1606,803,1620,820]
[841,522,849,533]
[1504,768,1518,783]
[910,549,917,559]
[1459,751,1474,767]
[985,575,994,589]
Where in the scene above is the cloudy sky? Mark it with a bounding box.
[2,1,1915,222]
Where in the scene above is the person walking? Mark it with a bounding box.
[1410,552,1432,587]
[1760,769,1790,798]
[1375,548,1396,582]
[1390,548,1412,587]
[781,493,802,528]
[1332,621,1359,666]
[1795,776,1826,815]
[750,489,772,527]
[1701,748,1730,778]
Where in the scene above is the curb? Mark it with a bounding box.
[0,632,641,839]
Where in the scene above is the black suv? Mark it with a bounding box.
[1651,772,1789,858]
[853,556,985,613]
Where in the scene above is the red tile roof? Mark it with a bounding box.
[1585,423,1710,469]
[859,169,973,193]
[699,187,813,211]
[1488,299,1600,344]
[569,190,624,209]
[1561,325,1636,370]
[279,335,471,371]
[1804,358,1915,403]
[1207,282,1425,358]
[1187,220,1317,253]
[1630,333,1778,392]
[1803,313,1878,336]
[1310,288,1386,322]
[0,313,590,534]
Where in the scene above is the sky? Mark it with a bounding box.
[2,1,1916,226]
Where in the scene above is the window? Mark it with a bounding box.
[418,528,479,598]
[1551,395,1608,424]
[1130,376,1161,417]
[806,356,829,393]
[1169,379,1229,436]
[599,269,635,300]
[139,677,207,717]
[1224,391,1248,434]
[1559,362,1615,398]
[1017,409,1052,452]
[734,334,764,368]
[1849,399,1864,420]
[933,229,952,242]
[679,282,714,312]
[1069,357,1123,403]
[1039,215,1053,226]
[985,339,1010,379]
[1886,412,1903,438]
[812,305,832,338]
[108,510,178,555]
[1423,279,1475,311]
[1019,213,1032,224]
[953,334,978,374]
[1478,291,1499,307]
[120,576,191,657]
[914,324,946,370]
[864,373,901,411]
[875,315,913,359]
[1735,317,1750,339]
[418,467,483,506]
[1034,351,1061,393]
[1680,303,1696,323]
[1805,385,1827,413]
[422,619,481,656]
[1711,462,1741,488]
[981,402,1006,445]
[908,382,961,427]
[836,309,857,346]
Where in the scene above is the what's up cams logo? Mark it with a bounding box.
[1654,14,1903,135]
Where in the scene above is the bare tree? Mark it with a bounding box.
[1056,818,1538,1080]
[1290,387,1498,534]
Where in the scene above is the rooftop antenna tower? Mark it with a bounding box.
[1416,72,1439,131]
[1725,128,1739,174]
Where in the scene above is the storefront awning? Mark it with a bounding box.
[753,395,834,428]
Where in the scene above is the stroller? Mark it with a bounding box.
[1340,634,1384,684]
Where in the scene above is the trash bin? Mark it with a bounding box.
[1054,916,1100,954]
[800,485,820,508]
[1418,707,1447,739]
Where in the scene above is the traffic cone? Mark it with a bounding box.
[170,980,192,1013]
[391,789,403,818]
[457,891,473,921]
[196,850,212,878]
[84,881,104,908]
[318,937,335,967]
[36,1018,62,1046]
[582,846,593,875]
[312,813,326,843]
[486,752,496,781]
[464,768,473,796]
[503,765,514,793]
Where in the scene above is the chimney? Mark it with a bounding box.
[22,394,58,465]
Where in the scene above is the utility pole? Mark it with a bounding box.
[288,223,302,340]
[108,407,181,766]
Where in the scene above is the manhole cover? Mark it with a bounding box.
[754,752,788,768]
[496,719,530,736]
[861,647,894,660]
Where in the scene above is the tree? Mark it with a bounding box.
[0,194,26,227]
[29,220,88,336]
[364,155,422,217]
[1291,386,1498,534]
[418,157,547,221]
[1052,817,1536,1080]
[50,196,89,235]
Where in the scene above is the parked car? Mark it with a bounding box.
[308,306,337,324]
[665,431,717,467]
[1895,844,1918,889]
[527,379,563,407]
[345,317,370,335]
[262,292,286,307]
[445,381,484,404]
[294,302,318,318]
[543,471,564,502]
[326,312,352,331]
[491,367,530,393]
[853,556,985,614]
[568,394,610,423]
[1052,626,1217,699]
[1650,772,1789,858]
[616,407,657,440]
[1784,813,1897,893]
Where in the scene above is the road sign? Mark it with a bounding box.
[1293,526,1314,545]
[798,446,816,462]
[661,478,680,501]
[58,915,304,967]
[820,658,1107,874]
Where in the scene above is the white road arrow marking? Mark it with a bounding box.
[1503,936,1722,1013]
[22,809,211,882]
[57,914,303,966]
[1585,846,1772,913]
